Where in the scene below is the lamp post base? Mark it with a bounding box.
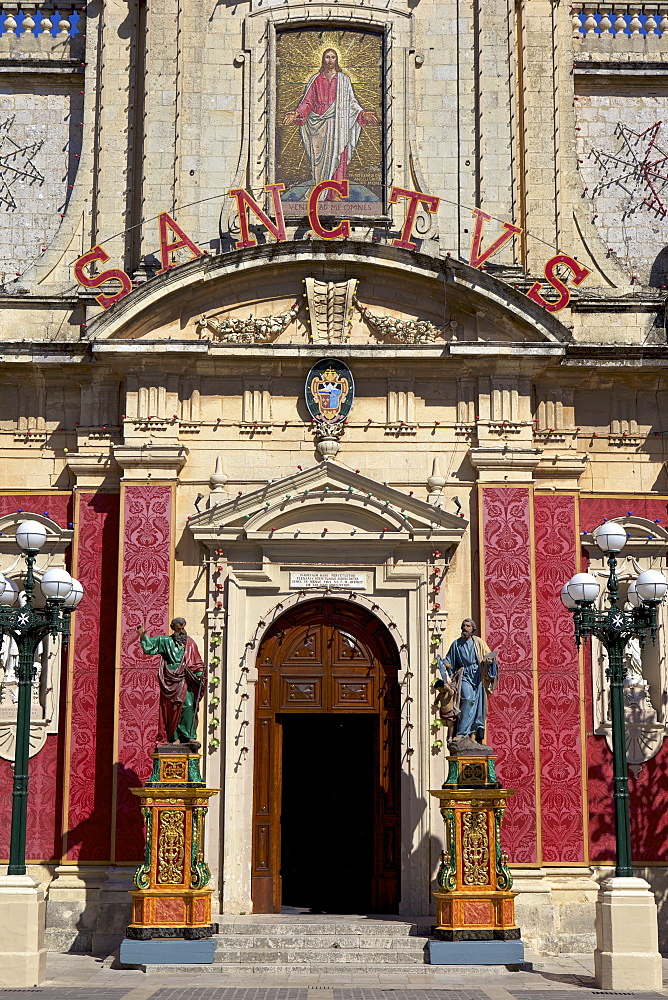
[0,874,47,987]
[594,876,662,990]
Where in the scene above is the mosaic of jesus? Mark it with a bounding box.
[277,29,384,217]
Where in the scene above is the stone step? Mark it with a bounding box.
[215,921,420,936]
[213,948,429,965]
[214,934,429,950]
[141,962,519,976]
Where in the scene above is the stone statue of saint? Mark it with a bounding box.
[137,618,206,745]
[442,618,498,744]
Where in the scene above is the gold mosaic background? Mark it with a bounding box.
[275,28,384,204]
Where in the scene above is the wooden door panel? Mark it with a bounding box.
[331,676,375,710]
[280,676,323,710]
[257,674,273,709]
[251,714,282,912]
[331,628,374,666]
[281,627,324,666]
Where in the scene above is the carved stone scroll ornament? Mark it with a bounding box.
[197,302,300,344]
[305,277,358,344]
[354,297,444,344]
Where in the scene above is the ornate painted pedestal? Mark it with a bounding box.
[125,743,218,942]
[429,741,523,966]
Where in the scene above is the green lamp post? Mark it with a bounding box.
[561,520,667,877]
[0,521,83,876]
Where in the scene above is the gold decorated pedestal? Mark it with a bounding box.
[430,748,520,942]
[126,744,218,941]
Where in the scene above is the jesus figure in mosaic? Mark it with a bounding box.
[282,48,379,202]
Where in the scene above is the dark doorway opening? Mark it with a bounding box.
[280,713,375,913]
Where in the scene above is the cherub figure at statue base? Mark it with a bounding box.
[433,678,457,741]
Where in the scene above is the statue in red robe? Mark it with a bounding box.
[137,618,206,745]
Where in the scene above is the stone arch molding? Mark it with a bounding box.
[0,513,73,761]
[583,516,668,775]
[85,242,571,347]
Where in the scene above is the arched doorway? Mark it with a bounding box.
[251,598,401,914]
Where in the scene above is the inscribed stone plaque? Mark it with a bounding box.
[290,571,367,590]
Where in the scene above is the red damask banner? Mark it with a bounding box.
[482,487,538,863]
[65,491,119,862]
[534,494,585,863]
[114,483,172,863]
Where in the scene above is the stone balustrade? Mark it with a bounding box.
[572,4,668,36]
[0,3,81,39]
[572,4,668,59]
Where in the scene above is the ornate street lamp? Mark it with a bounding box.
[562,521,667,877]
[0,521,83,875]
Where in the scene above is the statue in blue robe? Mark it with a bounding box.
[442,618,498,744]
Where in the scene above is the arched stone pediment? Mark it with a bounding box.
[87,241,571,351]
[188,459,467,551]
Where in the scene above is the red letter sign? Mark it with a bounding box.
[157,212,205,273]
[389,187,440,250]
[468,208,522,269]
[73,246,132,310]
[228,184,287,249]
[307,180,351,239]
[526,253,591,312]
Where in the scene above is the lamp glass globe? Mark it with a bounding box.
[560,583,578,609]
[635,569,668,603]
[63,578,84,608]
[40,568,73,602]
[566,572,600,604]
[594,521,627,554]
[626,580,642,608]
[0,578,20,607]
[15,520,47,553]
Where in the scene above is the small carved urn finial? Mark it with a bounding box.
[427,456,446,496]
[314,422,344,460]
[208,455,228,505]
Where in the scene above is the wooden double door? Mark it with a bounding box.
[252,599,401,914]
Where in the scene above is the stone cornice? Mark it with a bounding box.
[0,342,88,363]
[65,451,119,488]
[469,446,543,483]
[562,345,668,367]
[113,444,188,480]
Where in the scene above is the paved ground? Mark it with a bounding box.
[3,952,664,998]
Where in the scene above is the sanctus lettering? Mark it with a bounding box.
[307,180,351,240]
[389,187,440,250]
[73,246,133,310]
[228,184,287,250]
[526,253,591,313]
[157,212,205,273]
[468,208,522,269]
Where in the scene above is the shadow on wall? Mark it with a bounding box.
[649,247,668,289]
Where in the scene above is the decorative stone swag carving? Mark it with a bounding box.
[197,301,300,344]
[354,297,444,344]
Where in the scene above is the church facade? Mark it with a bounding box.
[1,0,668,957]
